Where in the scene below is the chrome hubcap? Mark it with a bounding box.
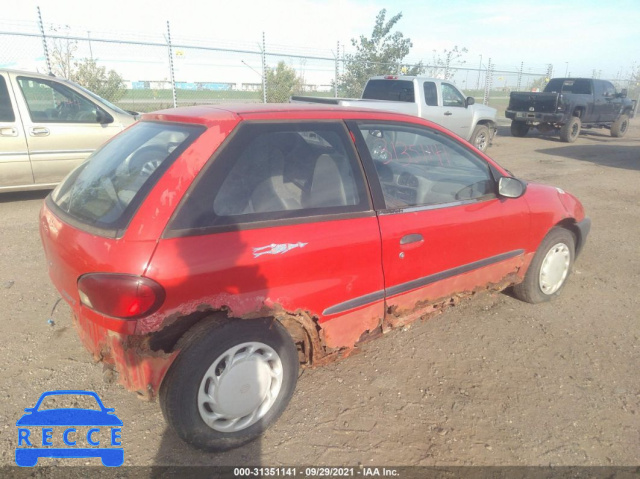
[539,242,570,295]
[198,342,283,432]
[475,132,487,150]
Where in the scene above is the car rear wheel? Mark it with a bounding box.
[510,121,529,138]
[513,227,575,304]
[560,116,581,143]
[160,317,299,451]
[470,124,491,152]
[610,114,629,138]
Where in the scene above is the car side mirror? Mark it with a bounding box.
[498,177,526,198]
[466,96,475,107]
[619,89,628,98]
[96,109,114,125]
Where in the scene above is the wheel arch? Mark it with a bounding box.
[553,218,584,256]
[148,308,321,369]
[573,107,586,119]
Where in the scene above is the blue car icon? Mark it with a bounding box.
[16,390,123,467]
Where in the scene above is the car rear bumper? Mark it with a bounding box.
[506,110,565,123]
[72,312,177,400]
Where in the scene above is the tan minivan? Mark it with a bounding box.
[0,69,137,192]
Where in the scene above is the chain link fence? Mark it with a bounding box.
[3,13,636,117]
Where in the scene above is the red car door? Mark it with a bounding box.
[349,120,530,326]
[147,121,386,352]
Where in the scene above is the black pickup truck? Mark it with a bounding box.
[506,78,636,142]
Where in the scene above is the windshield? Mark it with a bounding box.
[362,79,415,102]
[67,80,132,116]
[51,121,205,235]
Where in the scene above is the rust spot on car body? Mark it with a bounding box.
[77,255,529,400]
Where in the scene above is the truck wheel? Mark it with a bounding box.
[610,114,629,138]
[470,125,491,152]
[560,116,581,143]
[160,317,299,451]
[513,227,575,304]
[510,121,529,137]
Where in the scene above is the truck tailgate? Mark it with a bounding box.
[508,92,559,113]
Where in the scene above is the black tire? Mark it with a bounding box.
[610,114,629,138]
[559,116,581,143]
[470,124,491,152]
[513,228,575,304]
[510,121,529,138]
[160,317,299,451]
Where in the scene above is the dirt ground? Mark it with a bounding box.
[0,120,639,469]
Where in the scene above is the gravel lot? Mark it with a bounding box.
[0,121,638,468]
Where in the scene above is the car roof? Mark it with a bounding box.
[142,103,436,128]
[0,68,61,79]
[368,75,445,82]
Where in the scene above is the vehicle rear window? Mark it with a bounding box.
[50,121,205,235]
[362,79,415,102]
[544,79,592,94]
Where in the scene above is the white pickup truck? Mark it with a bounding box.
[291,75,497,152]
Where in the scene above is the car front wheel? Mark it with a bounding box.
[470,124,491,152]
[610,114,629,138]
[513,227,575,304]
[160,317,299,451]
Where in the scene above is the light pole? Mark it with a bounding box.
[565,62,569,77]
[476,55,482,91]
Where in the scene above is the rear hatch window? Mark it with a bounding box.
[50,121,205,236]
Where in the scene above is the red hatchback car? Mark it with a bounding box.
[40,104,590,451]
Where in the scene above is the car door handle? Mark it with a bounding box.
[399,233,424,252]
[400,233,424,245]
[444,111,453,116]
[29,127,50,137]
[0,127,18,137]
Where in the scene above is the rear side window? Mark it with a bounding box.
[51,121,204,235]
[423,81,438,106]
[0,76,15,122]
[169,122,370,233]
[362,80,415,102]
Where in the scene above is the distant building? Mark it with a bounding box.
[242,83,262,92]
[131,81,236,91]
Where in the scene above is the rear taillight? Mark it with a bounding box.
[77,273,165,320]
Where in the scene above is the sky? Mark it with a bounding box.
[2,0,639,87]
